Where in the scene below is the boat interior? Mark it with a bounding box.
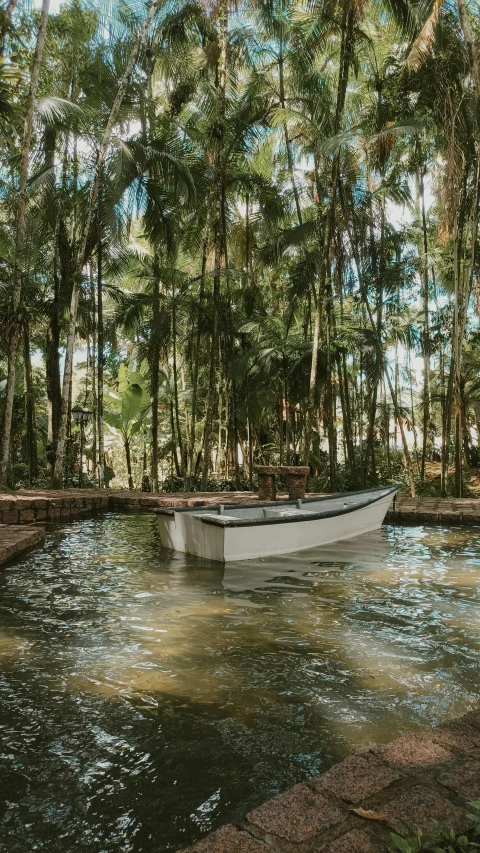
[157,486,397,528]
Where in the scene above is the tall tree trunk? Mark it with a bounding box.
[89,269,97,475]
[53,0,160,488]
[151,253,160,491]
[418,164,431,482]
[23,322,37,484]
[342,189,417,496]
[201,0,228,489]
[278,37,302,225]
[365,194,384,482]
[172,276,184,475]
[453,220,463,497]
[187,239,207,488]
[46,255,61,452]
[0,0,50,487]
[97,233,105,487]
[303,4,355,465]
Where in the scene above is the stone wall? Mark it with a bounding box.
[0,489,261,526]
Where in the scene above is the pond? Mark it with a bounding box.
[0,515,479,852]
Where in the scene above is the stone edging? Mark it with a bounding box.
[0,525,45,566]
[179,710,480,852]
[0,489,261,526]
[3,491,480,528]
[387,497,480,526]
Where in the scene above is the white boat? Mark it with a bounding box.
[156,485,399,563]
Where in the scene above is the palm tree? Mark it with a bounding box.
[0,0,50,488]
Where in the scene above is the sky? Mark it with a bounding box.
[34,0,62,9]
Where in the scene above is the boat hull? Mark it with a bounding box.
[157,488,396,562]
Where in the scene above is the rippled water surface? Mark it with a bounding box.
[1,515,480,852]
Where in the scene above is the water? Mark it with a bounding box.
[0,515,479,852]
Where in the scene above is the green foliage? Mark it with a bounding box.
[392,803,480,853]
[162,475,253,493]
[1,0,480,493]
[104,364,150,441]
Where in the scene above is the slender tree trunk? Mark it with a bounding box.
[97,233,104,487]
[23,322,37,484]
[365,194,384,482]
[172,277,184,475]
[453,220,463,497]
[342,190,416,495]
[201,0,228,489]
[125,438,134,491]
[418,165,431,482]
[46,265,61,452]
[443,359,454,495]
[0,0,50,487]
[170,402,181,477]
[304,5,355,465]
[278,38,302,225]
[53,0,160,488]
[151,253,160,491]
[187,239,207,488]
[89,269,97,475]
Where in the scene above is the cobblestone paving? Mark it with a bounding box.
[179,711,480,852]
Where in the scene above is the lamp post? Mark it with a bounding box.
[72,406,93,487]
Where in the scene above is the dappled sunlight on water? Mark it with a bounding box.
[0,515,479,852]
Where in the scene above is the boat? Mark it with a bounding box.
[156,485,400,563]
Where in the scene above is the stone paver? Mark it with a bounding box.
[178,706,480,853]
[246,783,345,844]
[430,719,480,753]
[318,829,388,853]
[462,710,480,731]
[181,825,268,852]
[438,758,480,800]
[0,524,45,566]
[311,754,401,803]
[371,734,453,772]
[378,785,468,836]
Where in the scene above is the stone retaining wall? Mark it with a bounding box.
[0,489,260,526]
[4,491,480,529]
[180,709,480,852]
[387,497,480,526]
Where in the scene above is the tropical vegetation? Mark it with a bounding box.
[0,0,479,496]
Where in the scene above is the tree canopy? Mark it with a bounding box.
[0,0,479,496]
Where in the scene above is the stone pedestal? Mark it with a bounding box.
[254,465,310,502]
[258,472,276,501]
[287,472,308,500]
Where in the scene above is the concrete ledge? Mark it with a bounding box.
[179,709,480,852]
[0,524,45,566]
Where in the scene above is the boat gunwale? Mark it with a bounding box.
[155,485,400,528]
